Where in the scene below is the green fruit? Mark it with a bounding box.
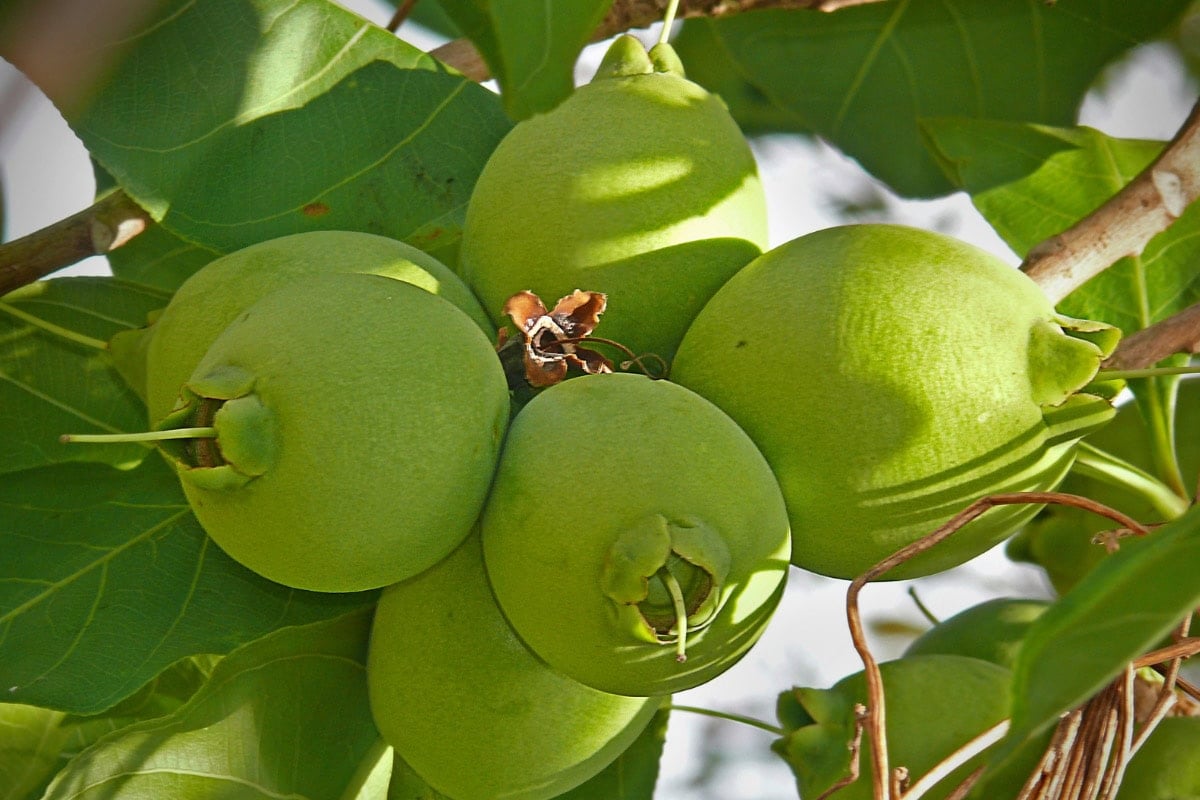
[1115,716,1200,799]
[368,529,661,800]
[774,655,1018,800]
[672,223,1120,580]
[904,597,1050,669]
[144,230,492,423]
[460,34,767,363]
[156,273,509,592]
[480,372,790,696]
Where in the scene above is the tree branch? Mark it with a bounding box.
[0,190,150,297]
[429,0,883,81]
[1022,99,1200,305]
[1103,301,1200,371]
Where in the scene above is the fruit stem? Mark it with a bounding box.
[1095,365,1200,380]
[60,426,218,444]
[1072,442,1190,520]
[665,704,786,736]
[658,0,681,45]
[658,566,689,662]
[0,301,108,350]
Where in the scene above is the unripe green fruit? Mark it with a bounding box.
[157,273,509,592]
[368,529,661,800]
[460,35,767,363]
[672,224,1119,580]
[904,597,1049,669]
[774,655,1017,800]
[1115,716,1200,799]
[145,230,492,423]
[481,373,790,697]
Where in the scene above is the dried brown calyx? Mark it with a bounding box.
[500,289,614,387]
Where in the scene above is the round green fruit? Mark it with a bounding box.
[774,655,1018,800]
[144,230,492,423]
[672,223,1120,580]
[1116,716,1200,799]
[460,34,767,363]
[368,529,661,800]
[904,597,1049,669]
[156,273,509,592]
[480,373,790,696]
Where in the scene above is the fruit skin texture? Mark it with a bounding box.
[774,655,1018,800]
[145,230,492,423]
[460,35,767,363]
[1115,716,1200,799]
[367,529,661,800]
[159,273,509,593]
[481,372,790,697]
[672,223,1118,580]
[904,597,1049,669]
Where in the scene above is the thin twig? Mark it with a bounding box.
[900,720,1009,800]
[1023,99,1200,304]
[386,0,418,33]
[1132,637,1200,668]
[847,492,1147,800]
[1102,300,1200,371]
[0,190,151,297]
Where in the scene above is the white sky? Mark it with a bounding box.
[0,4,1196,798]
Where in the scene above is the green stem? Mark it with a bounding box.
[666,704,786,736]
[1073,442,1189,520]
[907,587,940,626]
[658,0,681,45]
[659,567,689,662]
[0,301,108,350]
[1096,365,1200,380]
[60,427,218,444]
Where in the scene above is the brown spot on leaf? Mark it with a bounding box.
[302,202,330,217]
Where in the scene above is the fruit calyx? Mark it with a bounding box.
[1029,314,1121,408]
[593,34,687,82]
[156,366,278,491]
[601,514,731,661]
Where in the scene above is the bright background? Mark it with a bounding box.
[1,3,1196,798]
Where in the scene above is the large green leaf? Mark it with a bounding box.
[987,504,1200,777]
[53,0,510,264]
[697,0,1189,197]
[0,458,374,714]
[925,120,1200,336]
[41,611,382,800]
[0,657,214,800]
[0,277,168,475]
[438,0,613,119]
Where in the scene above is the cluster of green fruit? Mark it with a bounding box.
[83,31,1139,800]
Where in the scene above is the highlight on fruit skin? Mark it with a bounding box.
[480,372,791,697]
[138,229,493,423]
[459,33,768,364]
[367,528,662,800]
[672,223,1121,580]
[154,273,510,593]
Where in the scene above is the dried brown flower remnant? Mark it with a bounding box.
[502,290,614,387]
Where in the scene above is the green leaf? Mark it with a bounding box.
[402,1,463,40]
[41,611,382,800]
[107,221,220,293]
[555,706,669,799]
[0,277,169,475]
[438,0,613,119]
[993,504,1200,771]
[0,657,213,800]
[923,120,1200,336]
[698,0,1189,197]
[61,0,511,265]
[0,458,375,714]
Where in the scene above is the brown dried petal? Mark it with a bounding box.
[570,347,615,377]
[548,290,607,339]
[503,290,550,333]
[524,350,569,387]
